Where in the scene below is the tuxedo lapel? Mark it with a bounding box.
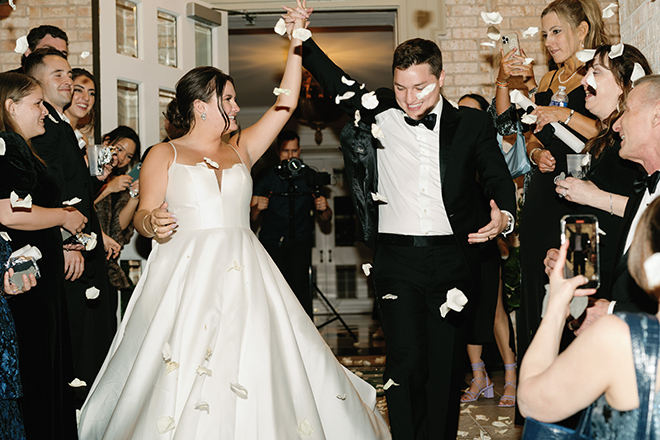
[438,97,459,186]
[612,190,645,282]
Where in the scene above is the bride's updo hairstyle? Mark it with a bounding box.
[174,66,237,135]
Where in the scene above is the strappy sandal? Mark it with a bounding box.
[499,362,517,408]
[461,361,494,402]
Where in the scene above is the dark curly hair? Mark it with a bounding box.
[393,38,443,78]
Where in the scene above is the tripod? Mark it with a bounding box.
[310,266,357,342]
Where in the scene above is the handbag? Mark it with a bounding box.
[498,121,532,179]
[521,313,660,440]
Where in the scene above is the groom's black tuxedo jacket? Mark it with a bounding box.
[302,39,516,287]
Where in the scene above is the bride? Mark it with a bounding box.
[77,2,390,439]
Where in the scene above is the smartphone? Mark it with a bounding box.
[128,163,141,180]
[560,214,600,289]
[502,33,519,55]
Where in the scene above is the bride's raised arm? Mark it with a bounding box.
[232,0,311,166]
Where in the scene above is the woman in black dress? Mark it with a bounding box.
[0,72,87,439]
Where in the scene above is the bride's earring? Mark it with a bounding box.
[201,112,207,122]
[580,40,584,49]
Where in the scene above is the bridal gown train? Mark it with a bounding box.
[78,144,391,440]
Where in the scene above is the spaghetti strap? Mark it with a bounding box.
[227,144,244,166]
[168,142,178,163]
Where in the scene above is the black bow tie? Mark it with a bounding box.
[404,113,437,130]
[633,171,660,194]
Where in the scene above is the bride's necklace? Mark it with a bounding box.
[558,67,578,84]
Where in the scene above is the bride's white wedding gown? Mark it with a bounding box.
[78,144,391,439]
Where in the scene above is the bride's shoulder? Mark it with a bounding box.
[142,142,176,168]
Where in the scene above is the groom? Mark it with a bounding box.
[301,36,516,439]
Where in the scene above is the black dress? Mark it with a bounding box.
[0,131,78,439]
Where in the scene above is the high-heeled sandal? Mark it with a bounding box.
[461,362,494,402]
[499,362,517,408]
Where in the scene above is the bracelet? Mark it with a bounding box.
[496,79,509,88]
[142,213,155,238]
[609,193,614,216]
[564,108,575,125]
[528,86,538,97]
[607,300,617,315]
[529,147,542,166]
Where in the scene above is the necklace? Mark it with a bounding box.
[558,67,578,84]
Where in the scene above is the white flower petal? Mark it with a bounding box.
[631,62,646,84]
[85,286,100,300]
[62,197,81,206]
[382,293,398,300]
[0,138,5,156]
[492,421,508,427]
[602,3,618,18]
[273,87,291,96]
[586,71,597,90]
[522,57,534,66]
[228,261,244,272]
[205,347,213,361]
[14,36,28,54]
[354,110,361,127]
[194,401,210,413]
[162,342,172,362]
[439,302,450,318]
[480,11,503,25]
[335,91,355,105]
[274,18,287,36]
[371,123,385,139]
[156,416,175,434]
[375,356,385,364]
[341,76,356,86]
[371,192,389,204]
[576,49,595,63]
[457,431,469,438]
[10,191,32,209]
[297,418,314,437]
[361,263,372,276]
[522,27,538,38]
[363,360,371,366]
[609,43,624,59]
[448,99,459,109]
[196,365,212,377]
[476,415,489,421]
[80,51,90,59]
[480,41,496,48]
[383,378,400,390]
[486,26,501,41]
[336,394,347,400]
[361,91,379,110]
[292,28,312,42]
[416,83,436,100]
[360,83,366,90]
[203,157,219,169]
[230,382,248,399]
[521,113,538,125]
[69,378,87,387]
[0,232,10,242]
[447,287,468,312]
[644,253,660,289]
[498,416,511,421]
[166,361,179,374]
[8,0,16,10]
[341,357,353,366]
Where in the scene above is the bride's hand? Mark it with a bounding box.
[149,202,178,239]
[282,0,312,38]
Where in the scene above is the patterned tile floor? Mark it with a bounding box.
[315,313,523,440]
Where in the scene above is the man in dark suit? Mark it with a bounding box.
[545,74,660,333]
[300,34,516,439]
[25,48,116,406]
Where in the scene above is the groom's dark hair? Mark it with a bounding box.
[392,38,443,78]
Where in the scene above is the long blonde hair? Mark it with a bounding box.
[542,0,608,49]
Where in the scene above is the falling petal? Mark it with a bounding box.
[476,415,489,421]
[522,57,534,66]
[375,356,385,364]
[341,357,353,366]
[14,36,28,54]
[8,0,16,10]
[447,287,468,312]
[166,361,179,374]
[383,378,400,390]
[480,11,503,25]
[274,18,286,35]
[62,197,81,206]
[492,421,508,427]
[360,83,366,90]
[602,3,618,18]
[371,192,389,204]
[156,416,175,434]
[382,293,398,300]
[631,62,646,83]
[292,28,312,41]
[10,191,32,209]
[521,113,538,125]
[335,91,355,105]
[69,378,87,387]
[205,347,213,361]
[416,83,436,99]
[586,71,597,90]
[644,253,660,289]
[480,41,496,48]
[297,418,314,437]
[162,342,172,362]
[0,138,5,155]
[203,157,219,169]
[0,232,10,242]
[361,91,379,109]
[354,110,361,127]
[341,76,356,86]
[361,263,372,276]
[486,26,501,41]
[273,87,291,96]
[230,382,248,399]
[448,99,459,109]
[522,27,538,38]
[228,261,244,272]
[85,286,100,300]
[609,43,624,59]
[47,114,59,124]
[194,401,210,413]
[363,360,371,366]
[80,51,90,59]
[371,123,385,139]
[196,366,212,377]
[439,303,450,318]
[336,394,347,400]
[354,371,363,376]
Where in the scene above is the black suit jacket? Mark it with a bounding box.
[302,39,516,287]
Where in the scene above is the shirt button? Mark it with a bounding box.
[421,188,426,192]
[424,209,427,213]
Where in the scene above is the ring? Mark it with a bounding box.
[563,188,567,197]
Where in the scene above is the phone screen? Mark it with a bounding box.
[561,215,600,289]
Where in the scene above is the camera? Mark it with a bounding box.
[276,158,305,181]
